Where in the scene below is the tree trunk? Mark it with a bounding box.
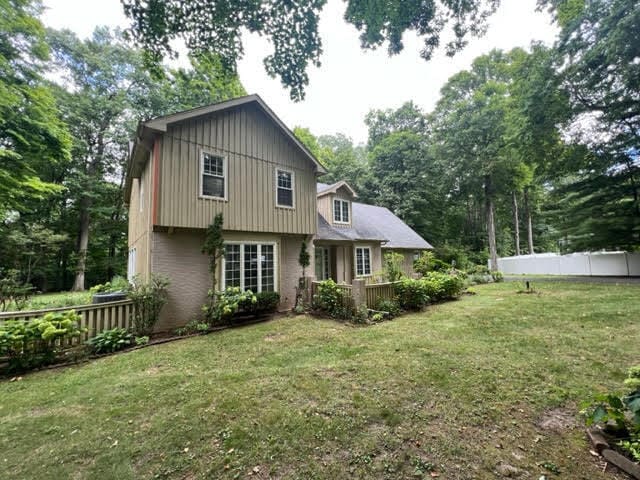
[72,197,90,291]
[524,186,534,254]
[485,176,498,272]
[512,191,521,256]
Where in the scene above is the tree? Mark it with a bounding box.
[298,241,310,278]
[0,0,70,214]
[121,0,505,100]
[202,213,225,292]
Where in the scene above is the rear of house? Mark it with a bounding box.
[126,95,433,331]
[125,95,326,331]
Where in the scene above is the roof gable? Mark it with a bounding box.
[317,181,358,199]
[143,94,326,174]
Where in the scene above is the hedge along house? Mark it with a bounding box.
[314,182,433,283]
[125,95,326,331]
[125,95,432,331]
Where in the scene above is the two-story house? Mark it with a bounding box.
[125,95,431,331]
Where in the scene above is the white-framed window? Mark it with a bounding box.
[355,246,372,276]
[127,248,137,283]
[333,198,350,223]
[276,169,295,208]
[314,247,330,280]
[200,151,227,199]
[222,242,277,293]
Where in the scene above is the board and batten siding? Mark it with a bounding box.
[156,104,317,234]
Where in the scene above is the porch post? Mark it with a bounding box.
[352,278,366,309]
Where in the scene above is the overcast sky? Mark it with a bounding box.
[42,0,558,144]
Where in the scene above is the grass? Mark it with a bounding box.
[2,291,93,312]
[1,282,639,479]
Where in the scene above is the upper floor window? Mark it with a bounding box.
[334,199,350,223]
[276,169,294,208]
[201,151,226,199]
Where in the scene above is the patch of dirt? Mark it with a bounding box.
[537,408,578,431]
[145,366,163,375]
[264,333,286,342]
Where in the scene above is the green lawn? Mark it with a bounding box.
[3,290,92,312]
[1,282,638,479]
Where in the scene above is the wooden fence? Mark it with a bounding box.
[365,282,397,309]
[311,280,398,310]
[0,300,136,343]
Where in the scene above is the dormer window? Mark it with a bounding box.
[201,151,226,199]
[334,199,350,223]
[276,169,294,208]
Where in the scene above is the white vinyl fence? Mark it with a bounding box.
[496,252,640,277]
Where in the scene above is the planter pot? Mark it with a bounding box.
[92,292,127,304]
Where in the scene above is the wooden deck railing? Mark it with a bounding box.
[364,282,397,309]
[0,300,136,343]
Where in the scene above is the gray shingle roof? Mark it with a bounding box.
[315,183,433,249]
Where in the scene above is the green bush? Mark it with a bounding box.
[491,271,504,283]
[0,310,85,372]
[581,365,640,460]
[128,275,170,336]
[423,272,465,301]
[375,298,402,318]
[393,278,430,310]
[383,252,405,282]
[87,328,133,354]
[314,279,354,320]
[89,275,130,294]
[204,287,256,326]
[239,291,280,316]
[135,335,149,346]
[0,269,33,312]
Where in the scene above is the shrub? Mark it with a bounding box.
[0,310,85,372]
[87,328,133,354]
[423,272,465,301]
[467,273,492,285]
[0,269,33,312]
[581,365,640,460]
[491,271,504,283]
[375,298,402,318]
[240,291,280,316]
[371,312,385,323]
[314,279,354,320]
[204,287,256,326]
[383,252,405,282]
[128,275,170,336]
[135,335,149,346]
[413,251,434,277]
[89,275,130,294]
[394,278,430,310]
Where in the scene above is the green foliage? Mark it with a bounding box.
[352,305,369,325]
[298,241,310,276]
[394,279,430,311]
[581,365,640,436]
[375,298,402,318]
[134,335,149,346]
[383,252,404,282]
[0,0,71,214]
[619,435,640,462]
[491,271,504,283]
[87,328,133,354]
[240,291,280,317]
[174,319,210,336]
[0,270,33,312]
[128,275,170,336]
[204,287,256,326]
[122,0,501,100]
[89,275,129,294]
[201,213,225,292]
[314,280,354,320]
[423,272,465,301]
[413,251,434,277]
[0,310,85,372]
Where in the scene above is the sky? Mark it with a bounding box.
[42,0,558,145]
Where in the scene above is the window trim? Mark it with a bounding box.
[139,176,144,212]
[354,246,372,277]
[275,168,295,209]
[127,248,137,283]
[199,149,228,201]
[333,198,350,224]
[221,241,279,293]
